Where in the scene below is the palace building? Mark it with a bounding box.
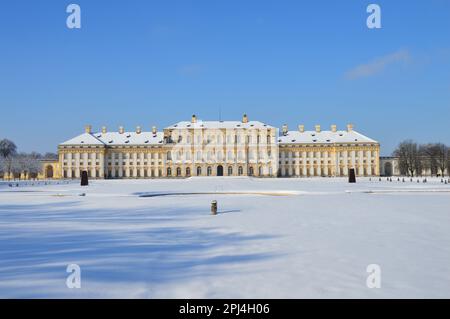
[48,115,380,179]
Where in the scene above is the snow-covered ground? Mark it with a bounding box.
[1,177,450,298]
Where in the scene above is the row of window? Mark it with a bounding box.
[280,159,376,165]
[281,151,377,158]
[170,134,274,145]
[282,167,376,177]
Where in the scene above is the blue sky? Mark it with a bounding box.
[0,0,449,155]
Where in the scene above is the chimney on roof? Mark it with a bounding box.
[331,125,337,133]
[242,114,249,123]
[136,126,142,134]
[347,124,354,132]
[191,115,197,123]
[85,125,92,134]
[315,125,321,133]
[119,126,124,134]
[282,124,288,136]
[298,125,305,133]
[101,126,107,134]
[152,126,157,134]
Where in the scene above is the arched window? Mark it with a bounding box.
[228,166,233,176]
[167,167,172,176]
[197,166,202,176]
[207,166,212,176]
[267,135,271,144]
[196,151,202,160]
[227,151,233,160]
[186,167,191,176]
[238,166,243,176]
[176,167,181,176]
[166,151,172,160]
[249,167,254,176]
[217,151,223,161]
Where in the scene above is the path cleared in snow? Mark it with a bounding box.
[0,177,450,298]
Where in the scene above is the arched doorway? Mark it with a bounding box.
[217,165,223,176]
[46,165,54,179]
[384,162,393,176]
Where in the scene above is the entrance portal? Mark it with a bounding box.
[217,165,223,176]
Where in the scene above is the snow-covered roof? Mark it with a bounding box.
[278,130,378,145]
[166,120,274,130]
[60,132,164,147]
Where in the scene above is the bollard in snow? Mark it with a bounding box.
[211,200,218,215]
[397,178,400,182]
[402,178,405,183]
[348,169,356,183]
[81,171,89,186]
[379,178,382,182]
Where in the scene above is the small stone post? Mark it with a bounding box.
[348,169,356,183]
[211,200,218,215]
[81,171,89,186]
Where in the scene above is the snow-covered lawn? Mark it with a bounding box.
[1,177,450,298]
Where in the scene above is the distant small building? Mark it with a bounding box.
[379,156,401,176]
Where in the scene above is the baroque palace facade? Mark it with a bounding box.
[46,115,380,179]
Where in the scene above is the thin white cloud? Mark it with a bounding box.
[345,50,411,80]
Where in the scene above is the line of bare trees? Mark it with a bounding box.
[394,140,450,177]
[0,139,57,179]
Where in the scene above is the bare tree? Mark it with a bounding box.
[447,148,450,177]
[0,139,17,178]
[435,143,449,177]
[394,140,421,177]
[420,144,439,176]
